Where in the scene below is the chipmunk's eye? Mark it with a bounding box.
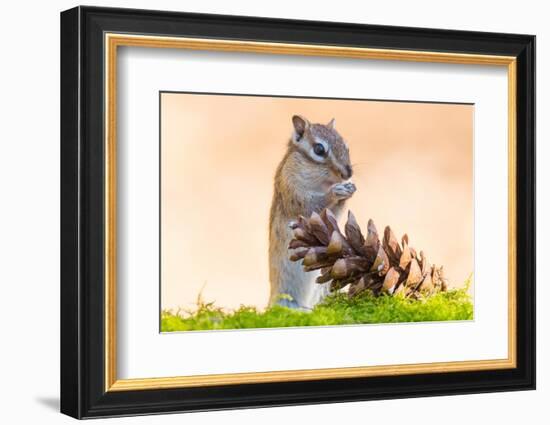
[313,143,326,157]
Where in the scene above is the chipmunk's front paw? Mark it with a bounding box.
[331,182,356,201]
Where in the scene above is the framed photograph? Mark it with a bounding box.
[60,6,535,419]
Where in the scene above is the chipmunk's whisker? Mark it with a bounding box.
[350,162,371,168]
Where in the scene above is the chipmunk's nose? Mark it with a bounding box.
[342,165,353,179]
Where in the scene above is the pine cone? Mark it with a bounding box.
[288,209,448,299]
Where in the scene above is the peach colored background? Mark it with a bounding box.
[161,93,473,312]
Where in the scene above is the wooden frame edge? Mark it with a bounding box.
[104,33,518,392]
[108,358,516,391]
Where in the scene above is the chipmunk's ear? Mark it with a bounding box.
[327,118,336,129]
[292,115,310,139]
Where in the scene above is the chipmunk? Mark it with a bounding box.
[269,115,355,309]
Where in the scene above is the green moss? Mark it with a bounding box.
[161,284,473,332]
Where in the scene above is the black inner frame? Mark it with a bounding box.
[61,6,535,419]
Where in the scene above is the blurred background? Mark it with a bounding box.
[161,93,473,311]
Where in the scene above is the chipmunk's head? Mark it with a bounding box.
[290,115,353,180]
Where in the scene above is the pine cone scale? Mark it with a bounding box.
[288,208,448,299]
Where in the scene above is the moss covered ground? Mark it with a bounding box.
[161,283,473,332]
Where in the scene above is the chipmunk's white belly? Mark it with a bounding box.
[269,227,329,309]
[308,280,331,307]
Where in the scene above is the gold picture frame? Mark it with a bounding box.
[104,33,517,392]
